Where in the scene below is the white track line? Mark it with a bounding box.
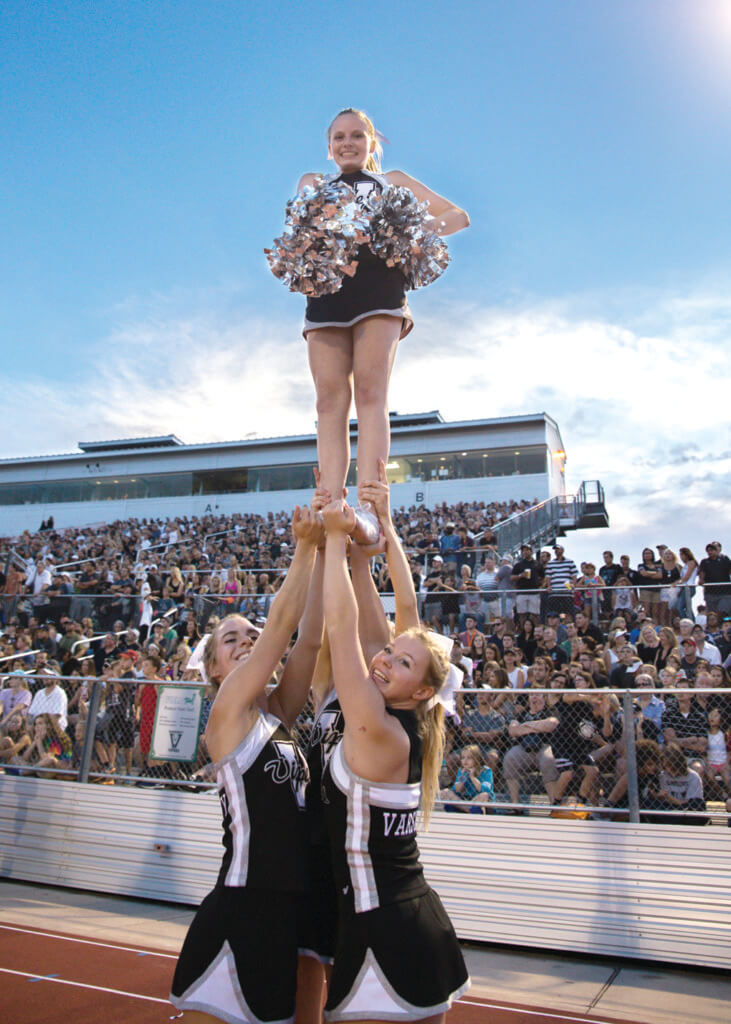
[0,966,170,1004]
[0,925,633,1023]
[0,923,177,958]
[459,997,628,1024]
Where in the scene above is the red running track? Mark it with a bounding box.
[0,923,650,1024]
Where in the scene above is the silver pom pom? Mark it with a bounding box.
[365,185,450,290]
[265,177,370,296]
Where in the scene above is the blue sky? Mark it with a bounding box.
[2,0,730,563]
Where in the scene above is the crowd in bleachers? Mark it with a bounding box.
[1,504,730,821]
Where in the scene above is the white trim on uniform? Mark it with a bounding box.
[170,939,294,1024]
[324,946,470,1022]
[330,742,421,913]
[214,712,280,887]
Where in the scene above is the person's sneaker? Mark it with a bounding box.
[351,504,380,546]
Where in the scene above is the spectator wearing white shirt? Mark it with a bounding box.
[691,624,721,666]
[475,557,500,623]
[543,544,578,618]
[31,559,54,625]
[28,677,68,731]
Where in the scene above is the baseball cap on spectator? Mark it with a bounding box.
[433,555,444,563]
[120,650,139,663]
[682,638,697,648]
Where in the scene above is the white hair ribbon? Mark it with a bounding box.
[187,634,210,683]
[425,631,461,719]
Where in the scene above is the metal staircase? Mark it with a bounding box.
[491,480,609,557]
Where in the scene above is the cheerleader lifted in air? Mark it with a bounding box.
[296,107,469,542]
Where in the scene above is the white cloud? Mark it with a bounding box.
[3,282,730,562]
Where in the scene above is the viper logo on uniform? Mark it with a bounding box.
[264,740,309,808]
[352,180,377,207]
[310,709,343,770]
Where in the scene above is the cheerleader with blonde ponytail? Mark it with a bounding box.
[318,497,469,1023]
[296,108,469,546]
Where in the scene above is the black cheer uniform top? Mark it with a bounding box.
[215,709,309,890]
[304,170,413,337]
[306,689,344,847]
[322,707,428,915]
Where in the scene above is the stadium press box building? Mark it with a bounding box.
[0,411,569,536]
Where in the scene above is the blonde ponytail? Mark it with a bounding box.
[419,703,445,828]
[399,626,450,828]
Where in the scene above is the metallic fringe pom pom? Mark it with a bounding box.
[365,185,450,290]
[264,177,370,296]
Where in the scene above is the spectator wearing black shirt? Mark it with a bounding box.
[547,681,600,805]
[609,643,643,689]
[94,632,121,676]
[599,550,621,615]
[679,638,701,681]
[71,565,98,622]
[542,627,569,670]
[516,619,537,665]
[636,547,662,616]
[511,544,543,626]
[487,617,508,656]
[661,683,708,756]
[717,620,731,662]
[575,610,604,646]
[698,543,731,616]
[503,691,559,805]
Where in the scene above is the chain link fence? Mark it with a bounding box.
[2,670,729,825]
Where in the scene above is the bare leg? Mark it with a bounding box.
[579,764,599,802]
[295,954,326,1024]
[351,316,400,486]
[307,327,354,498]
[552,769,573,803]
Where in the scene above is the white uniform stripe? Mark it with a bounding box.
[330,743,420,808]
[215,711,279,888]
[333,743,420,914]
[221,760,250,886]
[348,779,375,914]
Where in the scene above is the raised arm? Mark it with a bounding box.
[385,170,469,236]
[296,172,319,193]
[267,547,325,730]
[350,541,391,663]
[322,501,410,779]
[205,507,321,761]
[359,459,420,635]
